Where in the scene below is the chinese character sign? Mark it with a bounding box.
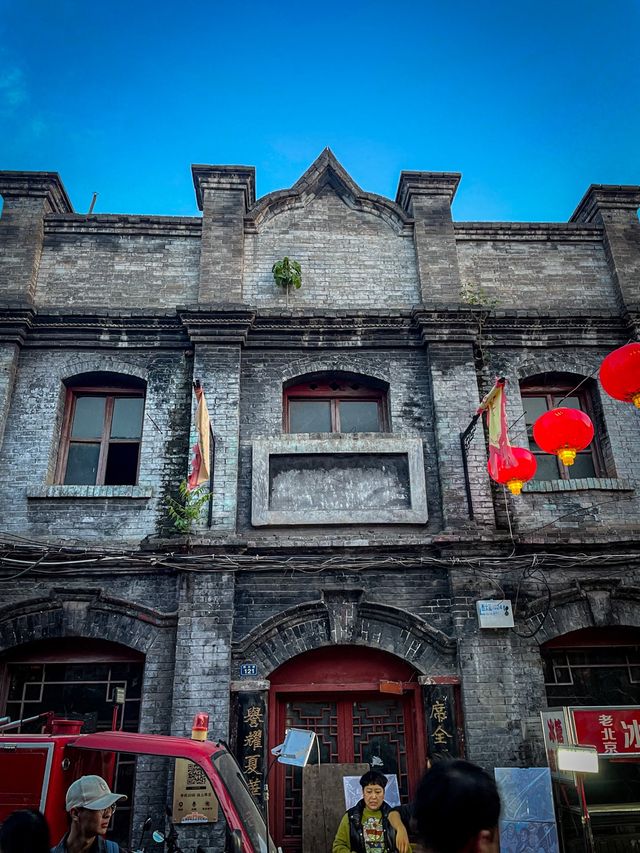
[172,759,219,824]
[570,707,640,755]
[236,692,267,803]
[540,710,573,781]
[423,685,460,760]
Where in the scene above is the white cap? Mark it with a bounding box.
[66,775,127,811]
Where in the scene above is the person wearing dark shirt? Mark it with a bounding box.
[50,775,127,853]
[413,760,501,853]
[332,769,410,853]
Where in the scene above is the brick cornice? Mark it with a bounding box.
[0,171,73,213]
[0,305,36,345]
[396,171,461,214]
[179,305,256,343]
[570,184,640,224]
[191,165,256,212]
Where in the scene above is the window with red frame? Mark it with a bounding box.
[57,374,145,486]
[520,380,602,480]
[284,376,388,434]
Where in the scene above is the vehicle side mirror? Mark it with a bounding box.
[230,828,243,853]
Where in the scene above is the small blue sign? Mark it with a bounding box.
[240,663,258,677]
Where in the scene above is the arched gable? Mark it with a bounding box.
[233,589,456,677]
[246,148,412,235]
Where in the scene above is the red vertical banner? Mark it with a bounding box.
[188,382,211,491]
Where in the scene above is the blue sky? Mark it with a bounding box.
[1,0,638,220]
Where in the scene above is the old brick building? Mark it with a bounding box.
[0,150,639,851]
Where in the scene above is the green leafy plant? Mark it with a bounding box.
[166,479,211,534]
[460,283,499,371]
[272,257,302,290]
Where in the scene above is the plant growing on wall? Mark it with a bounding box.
[272,257,301,307]
[166,479,211,534]
[460,282,499,372]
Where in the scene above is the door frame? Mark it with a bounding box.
[268,663,427,850]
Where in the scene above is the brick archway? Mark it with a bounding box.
[233,589,456,678]
[267,645,427,853]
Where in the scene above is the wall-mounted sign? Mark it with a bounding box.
[476,599,514,629]
[540,709,573,781]
[423,685,460,760]
[172,759,218,824]
[236,692,267,803]
[240,663,258,677]
[568,706,640,756]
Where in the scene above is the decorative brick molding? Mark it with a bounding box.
[525,580,640,644]
[233,594,456,678]
[0,588,177,655]
[27,485,153,499]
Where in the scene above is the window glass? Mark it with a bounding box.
[522,396,548,425]
[339,401,381,433]
[64,444,100,485]
[70,397,106,439]
[111,397,144,439]
[569,453,597,479]
[105,444,140,485]
[532,454,559,481]
[554,395,581,410]
[289,400,331,433]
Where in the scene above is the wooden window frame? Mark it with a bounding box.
[56,385,145,486]
[284,379,388,433]
[520,382,604,481]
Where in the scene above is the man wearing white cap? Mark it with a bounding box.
[50,775,127,853]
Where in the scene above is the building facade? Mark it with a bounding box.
[0,150,639,851]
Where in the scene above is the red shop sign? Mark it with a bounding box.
[569,706,640,756]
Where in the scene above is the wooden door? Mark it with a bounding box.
[268,647,426,853]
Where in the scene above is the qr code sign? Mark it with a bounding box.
[186,763,207,788]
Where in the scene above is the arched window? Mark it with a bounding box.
[520,373,606,480]
[56,372,146,486]
[284,373,389,434]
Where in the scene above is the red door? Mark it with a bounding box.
[268,647,427,853]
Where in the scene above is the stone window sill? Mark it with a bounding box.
[522,478,633,494]
[27,485,153,499]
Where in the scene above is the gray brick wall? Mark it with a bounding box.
[457,231,617,311]
[0,348,191,543]
[36,220,200,309]
[1,158,640,850]
[243,190,420,308]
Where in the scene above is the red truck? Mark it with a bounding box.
[0,716,275,853]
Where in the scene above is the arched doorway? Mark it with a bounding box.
[541,626,640,851]
[0,637,144,843]
[268,645,426,853]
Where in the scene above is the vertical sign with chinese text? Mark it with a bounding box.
[540,710,572,781]
[236,692,267,805]
[423,685,460,760]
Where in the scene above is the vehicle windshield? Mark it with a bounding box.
[212,748,277,853]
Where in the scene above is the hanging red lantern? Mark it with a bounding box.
[599,342,640,409]
[533,407,594,466]
[488,445,537,495]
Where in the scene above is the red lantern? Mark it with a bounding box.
[488,446,537,495]
[533,407,594,466]
[599,342,640,409]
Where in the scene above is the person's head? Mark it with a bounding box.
[359,769,388,812]
[0,809,50,853]
[414,759,501,853]
[65,775,126,839]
